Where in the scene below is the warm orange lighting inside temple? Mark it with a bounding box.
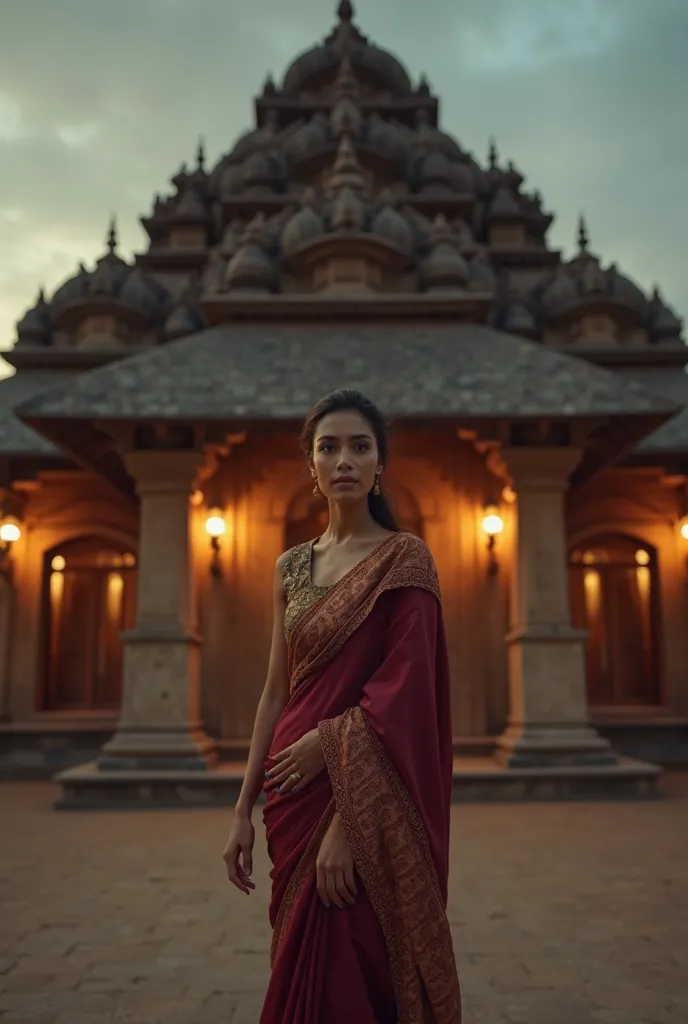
[681,516,688,541]
[107,572,124,621]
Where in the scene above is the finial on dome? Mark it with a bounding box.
[577,213,589,253]
[107,217,118,255]
[262,73,277,96]
[337,0,354,22]
[196,138,206,170]
[488,138,498,169]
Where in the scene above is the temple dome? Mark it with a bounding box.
[541,249,650,322]
[51,264,90,313]
[283,192,326,254]
[281,2,412,98]
[648,288,683,341]
[366,113,408,164]
[421,215,470,292]
[16,290,51,345]
[226,214,276,292]
[50,222,167,326]
[118,268,162,318]
[372,199,412,254]
[285,114,330,162]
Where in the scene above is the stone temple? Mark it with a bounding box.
[1,1,687,805]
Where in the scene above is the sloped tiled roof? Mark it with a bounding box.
[625,368,688,452]
[0,371,77,455]
[17,324,678,423]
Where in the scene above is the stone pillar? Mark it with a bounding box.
[99,451,216,770]
[496,447,615,767]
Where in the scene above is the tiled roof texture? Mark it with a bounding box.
[17,324,679,425]
[0,371,77,455]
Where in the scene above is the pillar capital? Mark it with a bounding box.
[123,450,206,495]
[501,446,583,491]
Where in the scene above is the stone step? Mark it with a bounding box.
[52,755,661,810]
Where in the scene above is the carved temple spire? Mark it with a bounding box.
[328,134,364,194]
[196,137,206,171]
[577,213,589,254]
[337,0,354,22]
[106,216,118,255]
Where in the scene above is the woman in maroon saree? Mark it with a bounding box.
[223,390,461,1023]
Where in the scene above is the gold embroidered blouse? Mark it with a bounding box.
[282,540,330,639]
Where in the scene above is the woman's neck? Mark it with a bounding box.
[323,499,379,545]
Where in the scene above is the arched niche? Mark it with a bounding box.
[40,535,137,711]
[568,533,662,707]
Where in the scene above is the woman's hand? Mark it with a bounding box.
[222,812,256,896]
[316,813,357,909]
[265,727,325,795]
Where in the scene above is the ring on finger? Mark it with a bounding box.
[289,771,302,783]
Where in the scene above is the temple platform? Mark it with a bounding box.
[52,755,661,810]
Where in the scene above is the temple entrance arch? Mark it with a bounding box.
[568,534,661,706]
[40,536,137,711]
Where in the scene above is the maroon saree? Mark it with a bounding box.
[260,533,462,1024]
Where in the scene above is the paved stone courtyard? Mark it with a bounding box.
[1,778,687,1024]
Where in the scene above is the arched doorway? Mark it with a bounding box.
[284,484,424,551]
[41,537,137,711]
[568,535,661,706]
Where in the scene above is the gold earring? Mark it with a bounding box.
[313,479,321,496]
[374,473,381,496]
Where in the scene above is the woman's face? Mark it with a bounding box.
[311,409,382,503]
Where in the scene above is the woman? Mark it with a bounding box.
[222,389,462,1024]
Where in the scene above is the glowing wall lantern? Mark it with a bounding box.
[205,508,226,578]
[0,516,21,546]
[481,505,504,575]
[0,516,22,572]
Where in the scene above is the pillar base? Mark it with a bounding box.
[99,627,216,770]
[98,726,217,771]
[496,723,617,768]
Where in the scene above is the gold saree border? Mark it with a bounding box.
[288,533,441,693]
[319,708,462,1024]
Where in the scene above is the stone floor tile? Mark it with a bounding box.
[1,775,687,1023]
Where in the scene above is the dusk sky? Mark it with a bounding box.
[1,0,686,377]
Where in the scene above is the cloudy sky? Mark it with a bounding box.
[1,0,686,377]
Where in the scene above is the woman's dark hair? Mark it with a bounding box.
[300,389,400,532]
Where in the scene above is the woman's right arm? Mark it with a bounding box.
[222,555,290,894]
